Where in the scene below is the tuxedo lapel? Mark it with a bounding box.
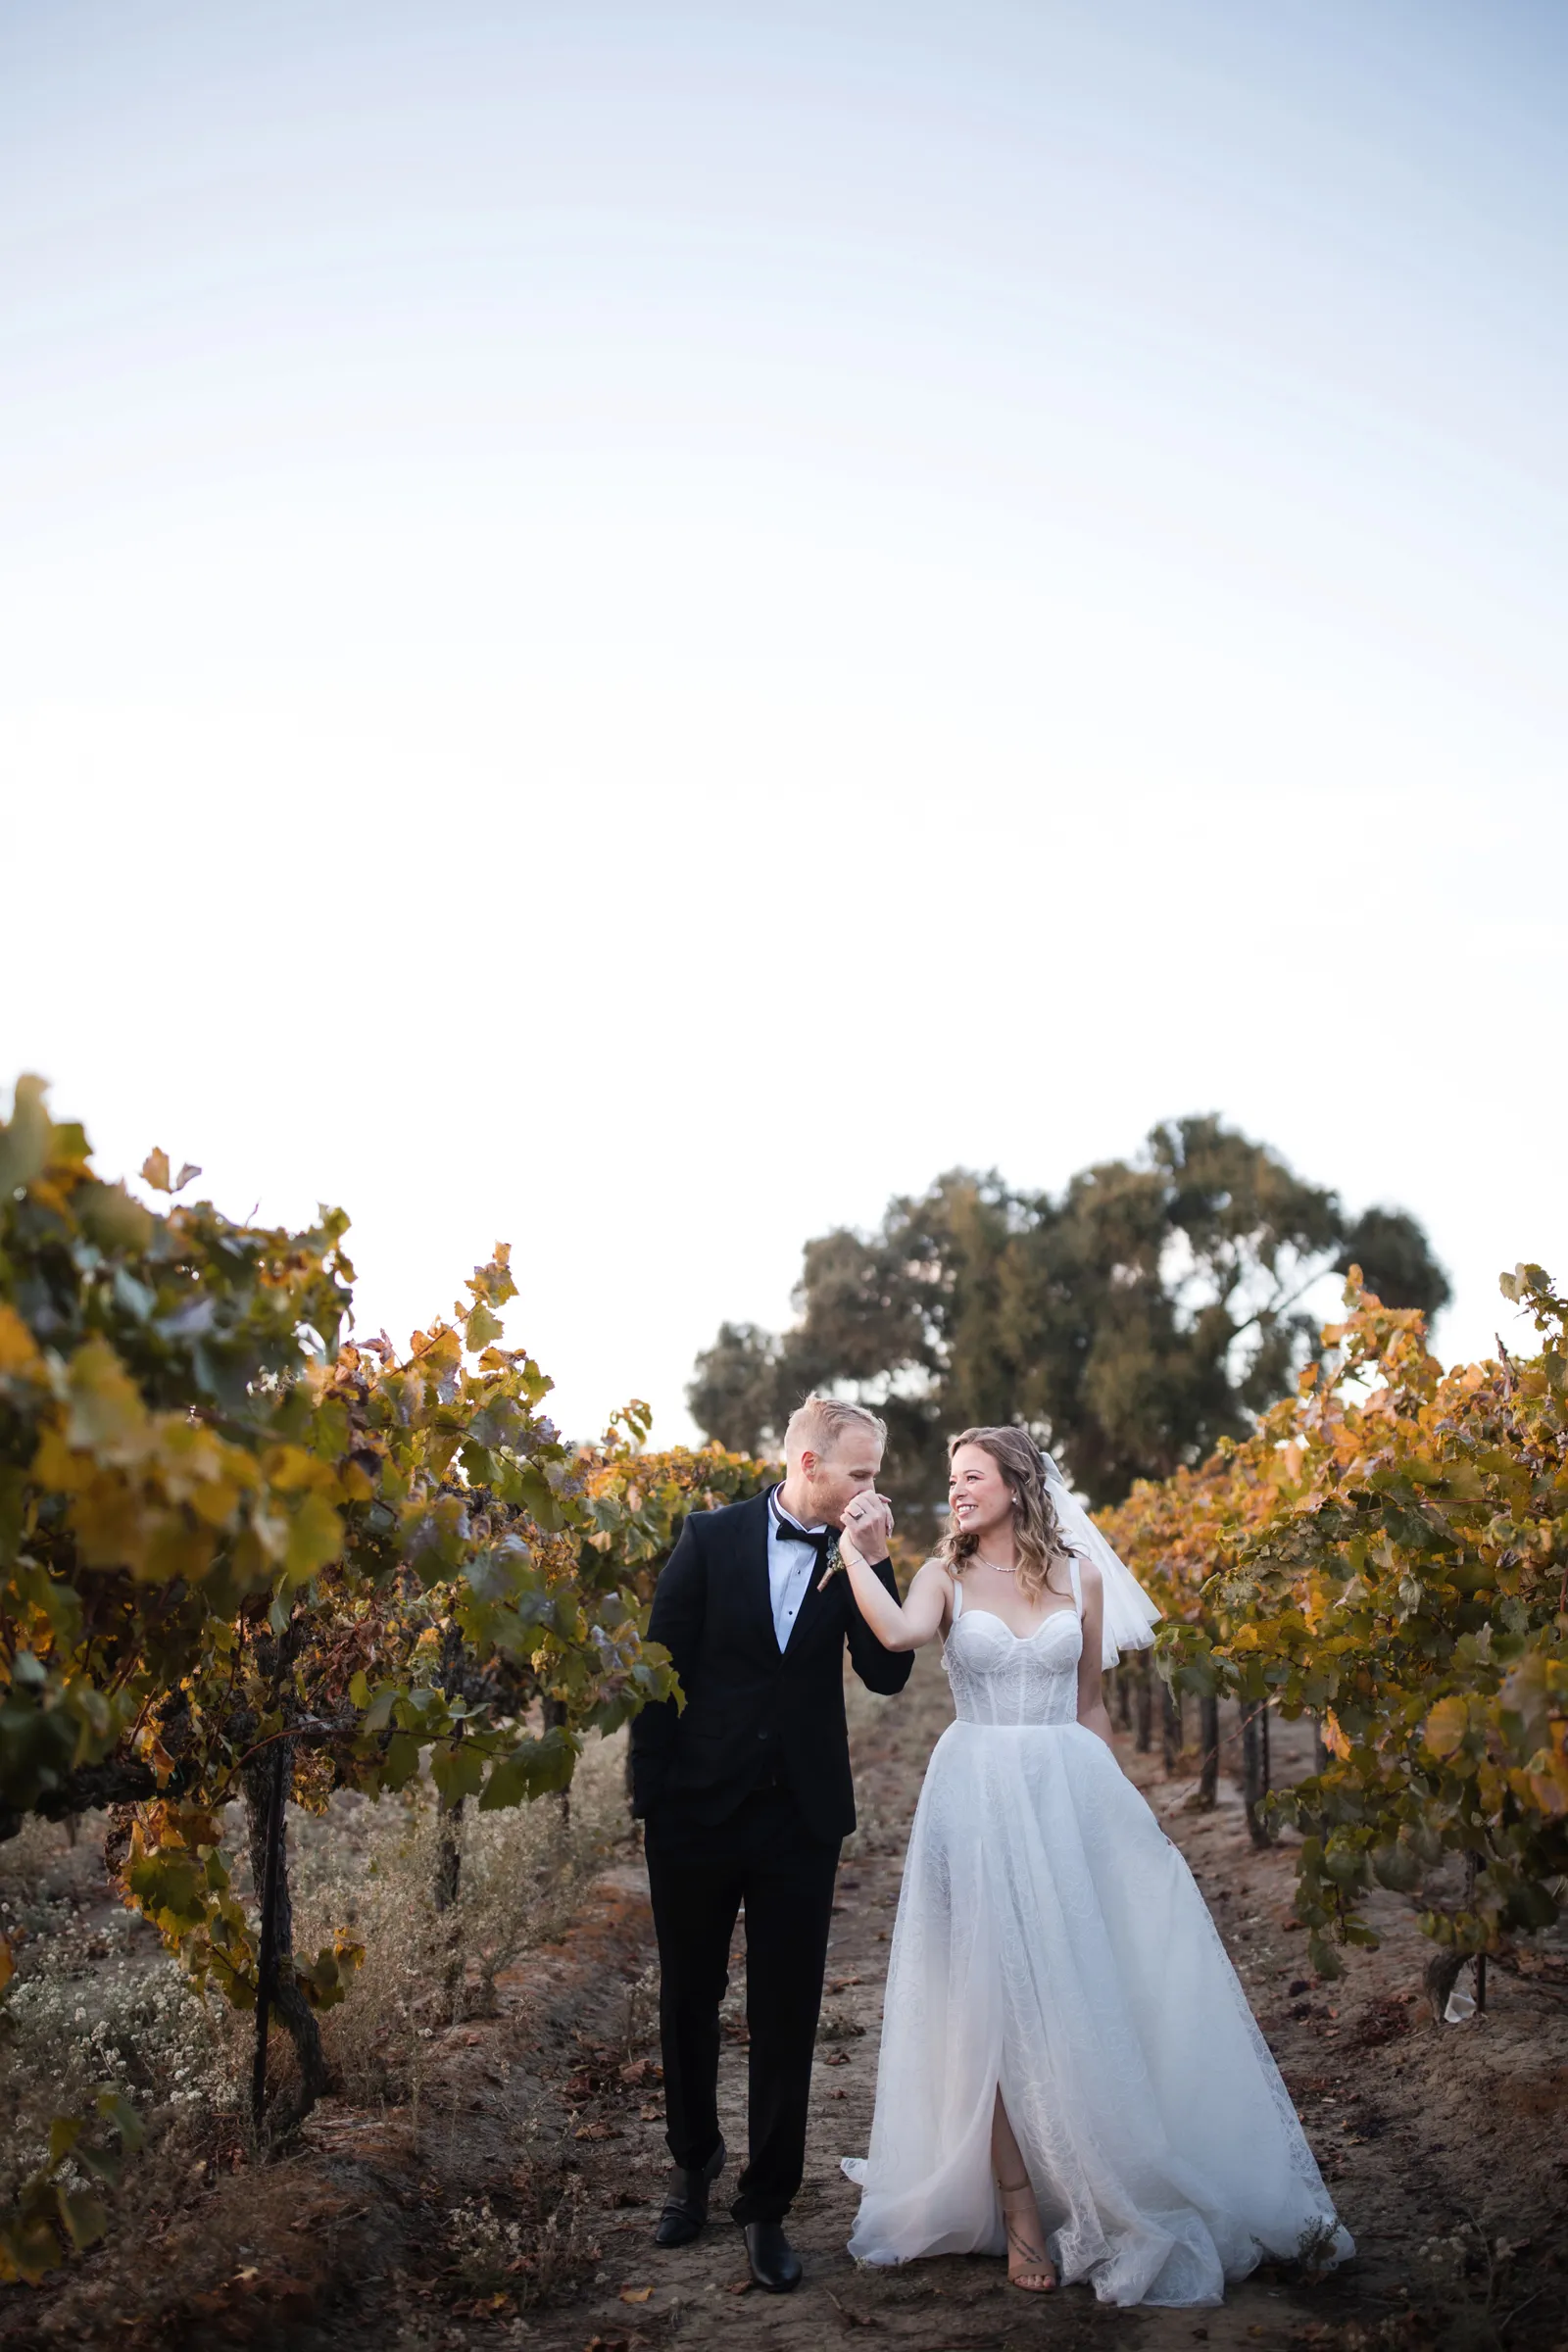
[735,1489,777,1657]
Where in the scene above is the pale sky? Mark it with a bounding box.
[3,1,1564,1444]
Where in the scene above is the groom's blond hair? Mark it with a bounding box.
[784,1395,887,1462]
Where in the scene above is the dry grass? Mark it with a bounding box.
[444,2155,602,2311]
[0,1814,242,2208]
[290,1725,632,2106]
[0,1728,634,2338]
[0,1734,632,2156]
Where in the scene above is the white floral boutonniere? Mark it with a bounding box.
[815,1533,844,1593]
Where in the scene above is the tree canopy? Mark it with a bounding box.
[687,1117,1450,1513]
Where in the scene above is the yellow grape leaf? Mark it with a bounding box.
[619,2284,655,2304]
[140,1147,172,1192]
[1321,1711,1352,1760]
[338,1455,376,1502]
[466,1299,504,1351]
[1423,1695,1469,1759]
[417,1324,463,1378]
[141,1510,217,1585]
[29,1426,89,1495]
[283,1491,343,1584]
[0,1073,53,1196]
[71,1475,151,1571]
[64,1339,148,1455]
[0,1301,40,1375]
[263,1442,341,1496]
[188,1468,249,1529]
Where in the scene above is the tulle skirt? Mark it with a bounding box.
[841,1720,1352,2306]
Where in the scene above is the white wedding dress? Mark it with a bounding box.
[841,1563,1352,2306]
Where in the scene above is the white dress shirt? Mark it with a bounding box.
[766,1487,825,1651]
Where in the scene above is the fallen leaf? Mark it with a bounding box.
[639,2103,661,2121]
[618,2284,655,2304]
[822,2049,851,2067]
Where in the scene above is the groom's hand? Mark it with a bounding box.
[841,1493,893,1566]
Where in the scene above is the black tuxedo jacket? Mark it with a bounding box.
[629,1487,913,1843]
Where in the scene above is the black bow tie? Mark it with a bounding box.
[772,1516,832,1554]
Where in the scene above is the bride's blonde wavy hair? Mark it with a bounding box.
[937,1426,1079,1608]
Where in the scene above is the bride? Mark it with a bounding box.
[835,1426,1351,2307]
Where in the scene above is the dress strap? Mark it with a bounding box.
[951,1569,963,1619]
[1067,1552,1082,1616]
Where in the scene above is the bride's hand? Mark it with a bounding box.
[823,1523,879,1592]
[822,1514,883,1590]
[842,1494,893,1566]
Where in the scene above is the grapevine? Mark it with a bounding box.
[1101,1265,1568,1995]
[0,1077,687,2280]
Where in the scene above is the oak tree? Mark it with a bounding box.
[690,1117,1449,1511]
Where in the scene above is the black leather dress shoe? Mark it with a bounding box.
[743,2220,803,2292]
[653,2137,725,2248]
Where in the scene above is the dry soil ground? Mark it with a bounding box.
[5,1646,1566,2352]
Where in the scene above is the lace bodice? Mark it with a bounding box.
[942,1565,1083,1727]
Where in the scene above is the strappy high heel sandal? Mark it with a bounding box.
[997,2173,1056,2292]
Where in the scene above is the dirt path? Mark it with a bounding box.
[9,1648,1565,2352]
[503,1649,1568,2352]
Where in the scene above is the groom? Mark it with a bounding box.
[629,1396,911,2292]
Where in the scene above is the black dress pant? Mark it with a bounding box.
[644,1783,840,2225]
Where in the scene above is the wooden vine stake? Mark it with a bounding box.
[251,1741,287,2135]
[1196,1693,1220,1809]
[1241,1694,1275,1850]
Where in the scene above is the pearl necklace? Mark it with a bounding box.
[973,1553,1017,1575]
